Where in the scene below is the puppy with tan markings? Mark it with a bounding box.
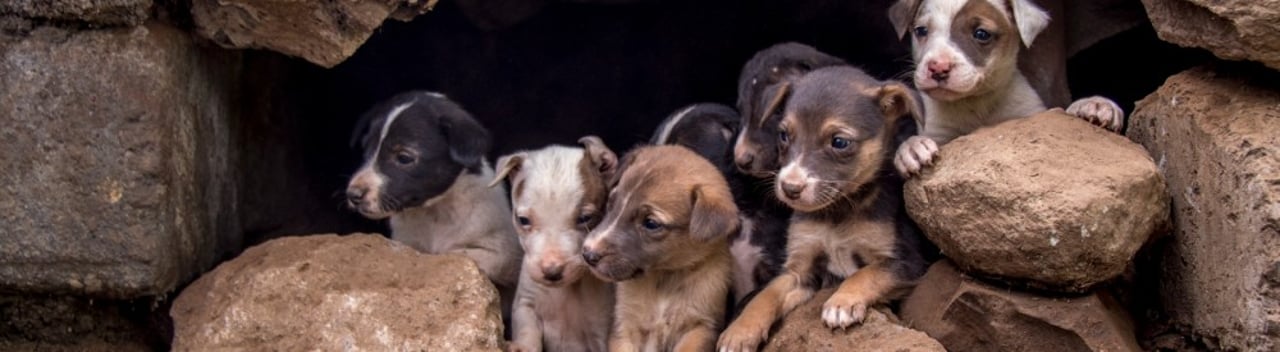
[887,0,1126,177]
[718,67,931,352]
[582,145,739,352]
[492,136,619,352]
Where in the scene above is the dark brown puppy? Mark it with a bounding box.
[582,145,739,352]
[718,66,932,352]
[734,42,847,177]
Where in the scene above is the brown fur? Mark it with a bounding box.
[582,145,739,352]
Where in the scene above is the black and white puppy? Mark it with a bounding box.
[650,103,791,309]
[346,91,523,298]
[734,42,848,177]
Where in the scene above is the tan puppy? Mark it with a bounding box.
[718,67,931,352]
[492,137,619,352]
[581,145,740,352]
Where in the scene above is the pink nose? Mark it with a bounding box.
[926,59,952,81]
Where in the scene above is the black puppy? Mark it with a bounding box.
[734,42,848,177]
[345,91,523,311]
[650,103,791,310]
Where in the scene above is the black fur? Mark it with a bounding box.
[735,42,848,175]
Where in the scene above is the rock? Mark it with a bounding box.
[0,0,150,27]
[904,111,1170,292]
[761,289,945,352]
[901,260,1143,352]
[1128,66,1280,351]
[190,0,438,68]
[171,234,505,351]
[0,24,242,298]
[1141,0,1280,71]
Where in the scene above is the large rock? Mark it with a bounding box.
[171,234,505,351]
[904,111,1169,292]
[901,260,1142,352]
[0,0,150,27]
[1141,0,1280,71]
[191,0,438,68]
[1128,66,1280,351]
[761,289,945,352]
[0,24,241,298]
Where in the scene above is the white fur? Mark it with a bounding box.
[730,217,762,304]
[653,105,697,145]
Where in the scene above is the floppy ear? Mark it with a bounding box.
[875,82,924,129]
[887,0,922,39]
[488,152,525,188]
[1009,0,1050,47]
[757,81,792,128]
[578,135,619,181]
[689,185,740,241]
[439,111,492,169]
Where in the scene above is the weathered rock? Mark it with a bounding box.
[171,234,504,351]
[1141,0,1280,71]
[0,0,150,27]
[190,0,438,68]
[761,289,945,352]
[0,24,242,298]
[1128,66,1280,351]
[901,260,1142,352]
[904,111,1169,292]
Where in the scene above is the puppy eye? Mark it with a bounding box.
[913,26,928,38]
[973,28,992,42]
[778,130,789,144]
[576,214,594,226]
[831,137,850,150]
[516,216,531,227]
[641,217,663,231]
[394,152,415,165]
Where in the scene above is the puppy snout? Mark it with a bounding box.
[927,59,952,82]
[541,263,565,282]
[734,152,755,171]
[582,250,603,267]
[345,187,366,207]
[780,181,806,200]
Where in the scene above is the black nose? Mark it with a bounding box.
[345,188,365,206]
[543,265,564,282]
[930,71,949,82]
[582,251,602,267]
[781,181,805,200]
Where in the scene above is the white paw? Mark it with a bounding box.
[893,136,938,178]
[1066,96,1125,133]
[821,294,867,330]
[717,319,768,352]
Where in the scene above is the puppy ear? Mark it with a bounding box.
[489,152,525,188]
[757,81,792,128]
[440,111,492,169]
[690,185,740,241]
[349,111,380,150]
[578,135,619,181]
[887,0,922,39]
[874,82,924,128]
[1010,0,1050,47]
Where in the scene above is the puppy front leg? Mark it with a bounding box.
[893,136,938,177]
[821,263,899,329]
[509,284,542,352]
[673,325,717,352]
[717,271,814,352]
[609,324,641,352]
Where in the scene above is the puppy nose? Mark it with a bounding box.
[542,264,565,282]
[345,188,365,206]
[734,152,755,171]
[582,251,602,267]
[927,59,952,81]
[781,181,806,200]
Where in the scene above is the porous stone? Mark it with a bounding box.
[1141,0,1280,71]
[761,289,946,352]
[1128,66,1280,351]
[171,234,505,351]
[904,110,1170,292]
[900,260,1142,352]
[0,24,242,298]
[190,0,438,68]
[0,0,150,27]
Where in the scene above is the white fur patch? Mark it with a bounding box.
[653,105,697,145]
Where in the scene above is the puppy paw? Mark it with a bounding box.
[821,293,868,330]
[893,136,938,178]
[717,319,769,352]
[1066,96,1125,133]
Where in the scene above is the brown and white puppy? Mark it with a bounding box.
[492,137,618,352]
[718,67,932,352]
[582,145,739,352]
[649,104,790,308]
[887,0,1125,177]
[345,91,522,304]
[734,42,848,177]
